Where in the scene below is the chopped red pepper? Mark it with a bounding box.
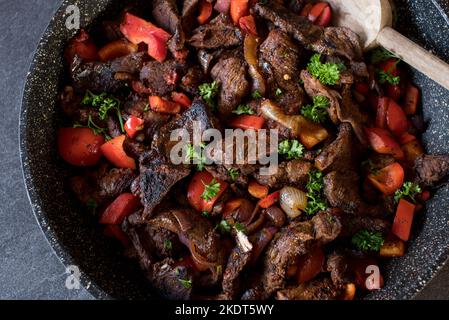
[299,3,313,17]
[64,29,99,64]
[100,135,136,169]
[197,0,213,25]
[125,115,145,139]
[239,15,258,36]
[149,96,182,114]
[58,128,104,167]
[392,198,416,241]
[398,132,416,145]
[187,171,229,213]
[99,193,141,225]
[355,83,370,96]
[367,162,404,195]
[171,92,192,109]
[386,99,408,137]
[120,13,171,62]
[230,0,249,25]
[315,4,332,27]
[365,127,404,159]
[229,115,265,130]
[375,97,389,129]
[258,191,280,209]
[404,85,420,115]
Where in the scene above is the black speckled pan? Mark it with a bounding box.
[19,0,449,300]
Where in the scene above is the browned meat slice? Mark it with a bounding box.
[182,0,200,34]
[139,59,187,96]
[259,29,304,114]
[301,70,340,123]
[339,85,368,144]
[315,123,359,173]
[287,0,305,14]
[138,150,190,219]
[338,215,391,238]
[205,165,249,186]
[253,159,312,189]
[146,258,194,300]
[151,98,218,158]
[222,234,254,299]
[326,252,353,286]
[180,65,205,96]
[152,0,184,50]
[189,14,243,49]
[414,154,449,187]
[253,2,362,61]
[258,211,341,299]
[211,56,250,118]
[276,278,343,300]
[71,52,146,93]
[323,170,384,217]
[149,209,226,276]
[70,165,135,206]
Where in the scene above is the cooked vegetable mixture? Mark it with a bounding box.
[58,0,449,300]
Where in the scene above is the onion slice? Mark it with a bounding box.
[279,187,308,219]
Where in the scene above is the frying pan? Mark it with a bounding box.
[19,0,449,299]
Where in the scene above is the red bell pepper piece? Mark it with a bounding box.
[100,135,136,169]
[300,3,313,17]
[365,127,404,159]
[248,181,269,199]
[380,58,399,76]
[120,13,171,62]
[229,115,265,130]
[355,83,370,96]
[187,171,229,213]
[230,0,249,25]
[404,85,419,115]
[386,99,408,137]
[392,198,416,241]
[149,96,182,114]
[258,191,280,209]
[124,115,145,139]
[375,97,389,129]
[398,132,416,145]
[99,193,141,225]
[64,29,99,64]
[171,92,192,109]
[386,84,403,101]
[367,162,404,195]
[308,2,329,23]
[315,4,332,27]
[197,0,213,24]
[239,15,258,36]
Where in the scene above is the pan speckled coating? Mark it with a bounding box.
[19,0,449,300]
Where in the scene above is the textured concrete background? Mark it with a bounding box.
[0,0,447,299]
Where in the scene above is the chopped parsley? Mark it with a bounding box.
[163,240,173,250]
[228,168,239,181]
[178,278,193,289]
[378,69,400,85]
[234,222,247,234]
[304,169,328,216]
[215,220,232,233]
[394,181,422,204]
[252,90,263,99]
[307,54,343,86]
[185,143,206,171]
[370,47,400,65]
[352,229,384,252]
[278,140,305,160]
[275,88,283,96]
[143,103,150,112]
[202,211,211,218]
[81,90,124,133]
[199,81,219,109]
[201,179,221,201]
[232,104,255,115]
[74,115,111,140]
[301,96,330,123]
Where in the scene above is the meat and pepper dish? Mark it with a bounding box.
[57,0,449,300]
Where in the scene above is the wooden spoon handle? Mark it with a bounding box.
[377,26,449,90]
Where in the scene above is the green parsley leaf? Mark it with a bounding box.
[143,103,150,112]
[215,220,232,233]
[252,90,263,99]
[185,143,207,171]
[164,240,173,250]
[352,229,384,252]
[307,54,342,86]
[304,169,328,216]
[202,211,211,218]
[278,140,305,160]
[228,168,239,181]
[394,181,422,204]
[370,47,400,65]
[378,69,400,85]
[234,222,247,233]
[199,81,219,109]
[178,278,192,289]
[301,96,330,123]
[232,104,255,115]
[275,88,283,96]
[82,90,124,133]
[201,179,221,201]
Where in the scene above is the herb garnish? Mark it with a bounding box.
[301,96,330,123]
[232,104,255,115]
[81,90,124,133]
[201,179,221,201]
[394,181,422,204]
[304,169,328,215]
[199,81,219,109]
[228,168,239,181]
[307,54,343,86]
[352,229,384,252]
[185,143,207,171]
[278,140,305,160]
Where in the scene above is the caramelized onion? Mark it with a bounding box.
[244,34,266,96]
[99,39,138,61]
[279,187,308,219]
[261,100,329,149]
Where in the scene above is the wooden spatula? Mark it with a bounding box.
[327,0,449,90]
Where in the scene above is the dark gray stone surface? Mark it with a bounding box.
[0,0,447,300]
